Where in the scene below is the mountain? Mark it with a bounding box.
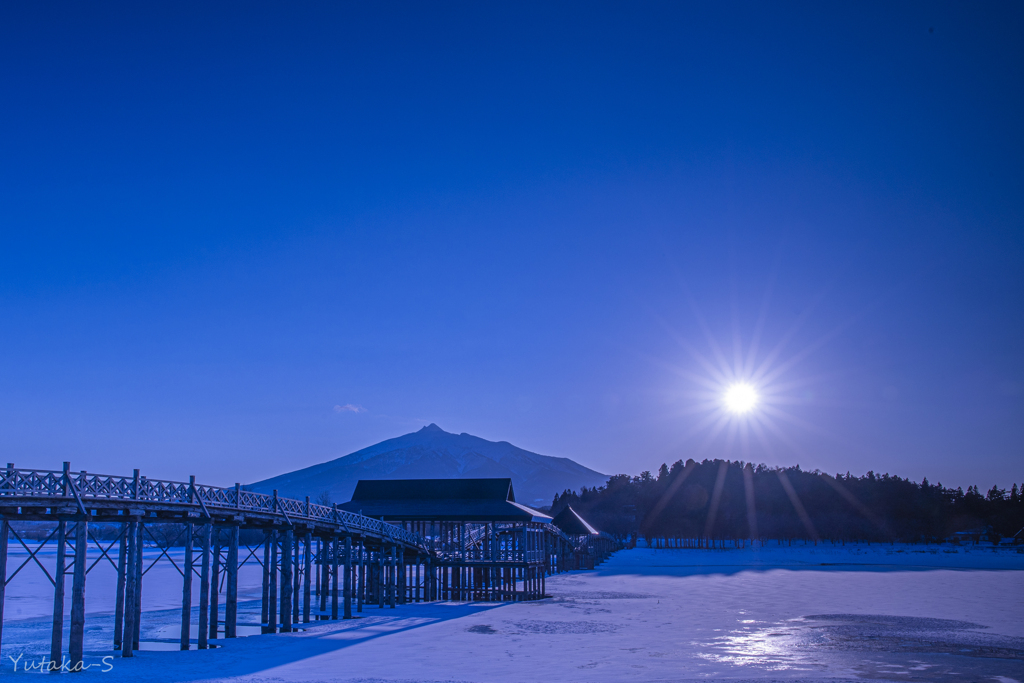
[248,424,609,507]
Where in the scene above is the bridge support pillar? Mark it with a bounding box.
[49,519,67,670]
[378,549,385,608]
[0,517,7,653]
[69,517,88,671]
[210,528,220,640]
[280,527,293,632]
[318,537,327,619]
[343,536,352,619]
[302,532,311,623]
[356,540,364,613]
[398,547,405,604]
[180,522,193,649]
[292,533,300,625]
[331,534,339,619]
[121,519,138,658]
[292,536,299,626]
[198,522,211,649]
[424,555,430,602]
[132,520,143,649]
[389,546,396,609]
[261,529,270,632]
[313,537,320,605]
[268,529,278,633]
[226,525,238,637]
[414,555,419,602]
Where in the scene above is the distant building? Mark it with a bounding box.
[341,478,552,523]
[951,526,998,545]
[339,478,576,601]
[551,505,617,569]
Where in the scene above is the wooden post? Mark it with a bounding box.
[0,518,7,653]
[318,537,328,619]
[389,546,396,609]
[427,557,433,602]
[112,524,128,650]
[343,536,352,619]
[121,519,139,658]
[314,537,321,601]
[261,529,271,633]
[69,518,88,671]
[269,529,278,633]
[395,548,403,606]
[133,521,143,649]
[292,533,300,624]
[209,528,220,640]
[198,523,211,650]
[180,522,193,650]
[424,554,431,602]
[280,527,293,632]
[384,547,390,605]
[226,525,239,638]
[376,548,385,606]
[398,547,405,604]
[49,519,67,670]
[0,464,11,653]
[331,535,339,619]
[390,549,397,606]
[378,549,385,608]
[303,532,312,623]
[313,540,321,602]
[357,540,364,613]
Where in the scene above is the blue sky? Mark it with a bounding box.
[1,2,1021,488]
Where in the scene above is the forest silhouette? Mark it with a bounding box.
[550,459,1024,545]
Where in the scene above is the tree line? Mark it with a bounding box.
[550,459,1024,545]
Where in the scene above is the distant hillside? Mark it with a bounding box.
[248,424,609,507]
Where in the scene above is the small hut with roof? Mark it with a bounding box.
[552,505,617,569]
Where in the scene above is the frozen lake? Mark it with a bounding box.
[2,543,1022,681]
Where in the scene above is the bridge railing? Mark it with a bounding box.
[0,466,423,549]
[542,522,574,545]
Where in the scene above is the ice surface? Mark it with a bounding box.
[2,543,1021,681]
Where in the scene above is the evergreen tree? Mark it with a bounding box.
[553,459,1024,545]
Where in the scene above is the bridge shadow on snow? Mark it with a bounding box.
[99,600,507,682]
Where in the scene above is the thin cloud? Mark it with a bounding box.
[333,404,366,414]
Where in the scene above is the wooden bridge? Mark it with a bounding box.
[0,463,608,672]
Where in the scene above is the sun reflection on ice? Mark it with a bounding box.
[696,618,820,673]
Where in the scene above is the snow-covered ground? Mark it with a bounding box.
[2,543,1022,681]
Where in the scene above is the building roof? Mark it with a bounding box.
[351,478,517,502]
[338,478,553,523]
[552,506,600,535]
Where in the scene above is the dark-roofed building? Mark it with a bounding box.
[339,478,573,601]
[552,505,599,535]
[343,478,552,523]
[552,506,617,569]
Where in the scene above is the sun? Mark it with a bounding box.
[724,383,758,414]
